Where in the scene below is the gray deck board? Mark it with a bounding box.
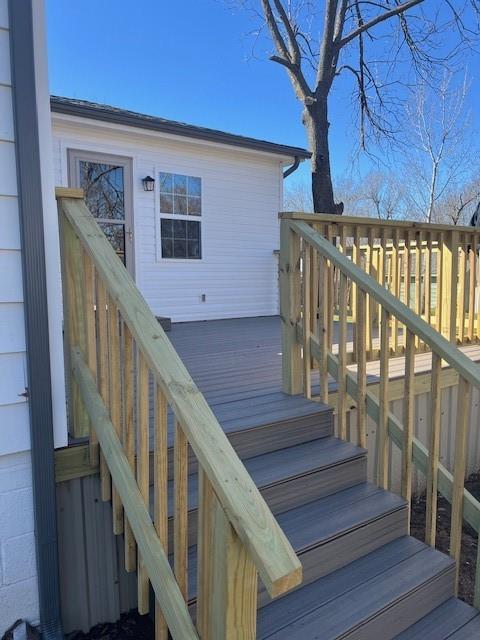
[259,541,455,639]
[394,599,480,639]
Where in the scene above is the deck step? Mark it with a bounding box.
[163,392,334,478]
[257,536,456,639]
[394,598,480,639]
[165,437,366,548]
[178,481,407,608]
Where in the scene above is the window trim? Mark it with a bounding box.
[156,168,204,262]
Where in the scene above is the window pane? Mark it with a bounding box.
[159,172,173,193]
[173,239,187,258]
[187,240,201,259]
[160,194,173,214]
[173,174,187,195]
[161,238,173,258]
[161,218,173,238]
[187,220,200,240]
[188,196,201,216]
[188,176,201,196]
[173,218,187,237]
[174,195,188,215]
[98,222,125,264]
[79,161,125,220]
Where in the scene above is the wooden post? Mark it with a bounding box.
[441,230,459,343]
[59,214,89,437]
[197,471,257,640]
[458,236,466,344]
[279,221,302,394]
[468,237,476,342]
[318,255,329,403]
[96,277,111,502]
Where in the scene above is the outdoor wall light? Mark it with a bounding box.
[142,175,155,192]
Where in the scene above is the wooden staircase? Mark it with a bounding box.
[162,395,480,638]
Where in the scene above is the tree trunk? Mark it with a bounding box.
[303,99,343,215]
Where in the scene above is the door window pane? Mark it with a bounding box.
[79,161,125,221]
[98,222,126,264]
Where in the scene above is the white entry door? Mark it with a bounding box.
[68,150,135,275]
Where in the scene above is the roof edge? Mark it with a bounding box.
[50,96,311,160]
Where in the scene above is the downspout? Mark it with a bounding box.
[9,1,63,638]
[283,156,301,179]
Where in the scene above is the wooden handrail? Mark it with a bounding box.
[290,220,480,389]
[281,217,480,605]
[58,194,301,600]
[280,211,480,235]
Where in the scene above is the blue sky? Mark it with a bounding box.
[46,1,480,188]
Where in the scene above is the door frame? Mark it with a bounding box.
[67,148,135,277]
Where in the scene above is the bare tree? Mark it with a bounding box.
[251,1,480,214]
[403,73,477,223]
[360,170,406,220]
[436,178,480,225]
[283,178,313,211]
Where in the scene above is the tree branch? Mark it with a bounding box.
[339,0,424,48]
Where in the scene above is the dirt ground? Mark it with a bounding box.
[410,471,480,605]
[69,473,480,639]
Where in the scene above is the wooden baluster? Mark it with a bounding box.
[326,225,334,351]
[402,329,415,529]
[310,241,319,369]
[425,352,442,547]
[279,222,302,394]
[318,254,329,403]
[458,235,466,344]
[468,237,476,342]
[403,231,412,317]
[477,237,480,341]
[442,230,459,343]
[436,233,444,336]
[155,385,169,640]
[174,419,189,602]
[356,289,367,448]
[391,229,400,353]
[96,277,111,501]
[302,243,312,399]
[197,470,257,639]
[424,233,432,326]
[377,307,390,490]
[108,296,123,535]
[337,271,348,440]
[415,231,422,349]
[123,323,136,572]
[137,352,150,614]
[450,376,472,592]
[83,252,98,466]
[352,227,362,360]
[366,228,374,355]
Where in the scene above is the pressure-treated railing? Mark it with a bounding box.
[280,214,480,605]
[57,189,301,640]
[284,213,480,363]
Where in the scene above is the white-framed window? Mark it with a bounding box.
[159,171,202,259]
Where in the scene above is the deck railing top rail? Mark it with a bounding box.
[280,211,480,235]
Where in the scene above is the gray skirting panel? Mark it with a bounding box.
[56,476,137,634]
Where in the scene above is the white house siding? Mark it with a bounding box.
[0,0,39,630]
[52,116,286,322]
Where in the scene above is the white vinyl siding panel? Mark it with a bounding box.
[52,119,285,322]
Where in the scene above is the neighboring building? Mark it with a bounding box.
[51,97,309,322]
